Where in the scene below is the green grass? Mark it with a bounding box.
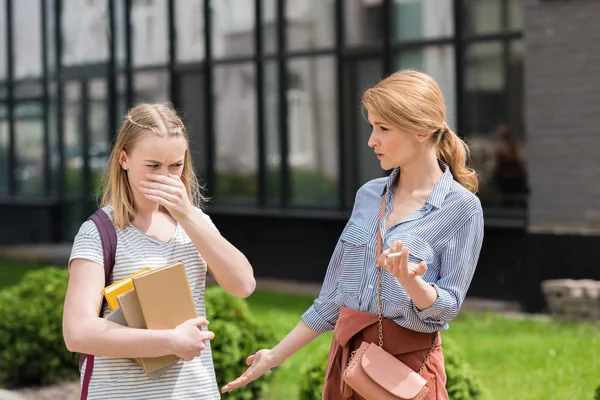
[245,290,600,400]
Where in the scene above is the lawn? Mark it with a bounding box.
[245,291,600,400]
[1,261,599,399]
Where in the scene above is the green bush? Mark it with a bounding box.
[0,267,77,387]
[205,286,277,400]
[296,335,484,400]
[594,383,600,400]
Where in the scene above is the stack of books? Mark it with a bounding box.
[103,262,198,380]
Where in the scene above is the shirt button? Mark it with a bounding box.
[368,284,374,289]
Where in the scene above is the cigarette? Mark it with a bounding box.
[386,251,403,259]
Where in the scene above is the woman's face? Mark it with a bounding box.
[118,134,187,203]
[367,112,426,171]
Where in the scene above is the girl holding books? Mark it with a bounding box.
[63,103,255,399]
[221,70,484,399]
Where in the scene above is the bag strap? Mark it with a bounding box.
[375,189,437,376]
[79,209,117,400]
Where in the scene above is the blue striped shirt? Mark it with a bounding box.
[301,164,484,334]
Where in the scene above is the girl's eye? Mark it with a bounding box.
[380,126,389,132]
[146,165,159,168]
[171,164,183,168]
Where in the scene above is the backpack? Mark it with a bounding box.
[73,209,117,400]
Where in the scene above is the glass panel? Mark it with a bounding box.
[394,0,453,41]
[463,0,502,35]
[114,0,127,67]
[63,81,83,196]
[132,0,169,66]
[213,63,257,203]
[176,0,205,63]
[13,0,43,78]
[15,81,43,100]
[48,81,60,196]
[286,0,335,52]
[342,58,383,189]
[89,79,108,196]
[134,71,169,103]
[508,0,523,31]
[175,71,206,181]
[396,45,456,128]
[46,0,56,74]
[116,73,129,126]
[211,0,255,59]
[264,60,280,205]
[287,57,338,206]
[61,0,109,66]
[345,0,384,47]
[15,103,44,196]
[465,41,526,209]
[262,0,277,54]
[0,104,7,195]
[0,0,7,80]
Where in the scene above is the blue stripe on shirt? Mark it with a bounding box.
[301,164,484,334]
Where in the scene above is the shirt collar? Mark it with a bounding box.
[382,162,454,209]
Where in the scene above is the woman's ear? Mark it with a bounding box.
[119,150,129,170]
[416,132,432,143]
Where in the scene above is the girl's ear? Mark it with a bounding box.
[119,150,129,170]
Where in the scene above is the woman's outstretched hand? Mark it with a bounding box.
[221,349,279,393]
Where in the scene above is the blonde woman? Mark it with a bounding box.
[63,103,255,399]
[222,70,484,399]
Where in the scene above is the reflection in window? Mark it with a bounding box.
[175,0,205,63]
[465,41,527,209]
[264,61,280,205]
[396,45,456,128]
[89,80,108,196]
[345,0,384,47]
[343,58,383,188]
[175,71,207,181]
[0,0,6,79]
[63,82,83,196]
[0,105,7,195]
[262,0,277,54]
[463,0,502,35]
[286,0,335,52]
[287,57,338,206]
[132,0,169,66]
[13,0,43,78]
[393,0,453,41]
[213,63,257,203]
[134,71,169,103]
[15,103,44,196]
[211,0,255,59]
[61,0,109,66]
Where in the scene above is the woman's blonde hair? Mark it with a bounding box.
[362,69,478,193]
[100,103,205,229]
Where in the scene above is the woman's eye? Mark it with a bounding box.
[171,164,183,168]
[146,165,159,168]
[380,126,389,132]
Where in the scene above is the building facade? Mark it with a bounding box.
[1,0,597,309]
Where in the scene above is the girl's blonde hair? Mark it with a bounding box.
[100,103,205,229]
[362,70,478,193]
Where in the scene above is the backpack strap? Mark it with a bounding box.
[79,208,117,400]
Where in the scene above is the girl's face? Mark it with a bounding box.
[118,134,187,205]
[367,112,430,171]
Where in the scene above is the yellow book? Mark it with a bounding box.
[102,267,151,310]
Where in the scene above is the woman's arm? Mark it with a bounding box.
[63,258,213,360]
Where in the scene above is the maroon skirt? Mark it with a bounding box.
[322,306,448,400]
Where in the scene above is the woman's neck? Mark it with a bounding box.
[395,154,443,197]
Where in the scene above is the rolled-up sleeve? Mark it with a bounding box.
[301,237,345,334]
[413,213,484,324]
